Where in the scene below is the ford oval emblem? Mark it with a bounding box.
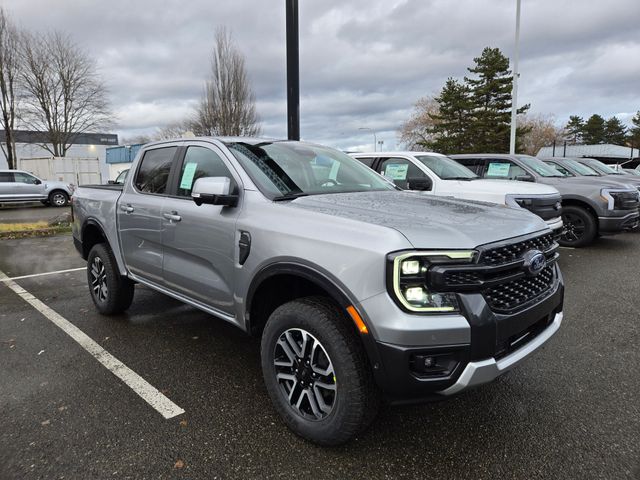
[523,250,546,276]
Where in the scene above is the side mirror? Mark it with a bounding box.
[34,179,42,185]
[408,177,432,191]
[191,177,238,207]
[515,175,534,182]
[107,180,116,184]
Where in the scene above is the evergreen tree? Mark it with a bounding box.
[426,78,473,153]
[627,110,640,148]
[464,47,528,152]
[603,116,627,145]
[582,114,606,144]
[564,115,584,144]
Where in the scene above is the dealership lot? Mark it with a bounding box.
[0,234,638,479]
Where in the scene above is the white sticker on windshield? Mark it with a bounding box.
[180,162,198,189]
[384,164,409,180]
[487,163,510,177]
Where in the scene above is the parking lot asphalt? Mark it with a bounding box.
[0,234,638,479]
[0,204,71,224]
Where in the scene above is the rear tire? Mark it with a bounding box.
[87,243,134,315]
[559,205,597,247]
[261,296,379,446]
[49,190,69,207]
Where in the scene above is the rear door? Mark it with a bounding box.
[117,144,180,284]
[0,172,15,200]
[160,142,242,314]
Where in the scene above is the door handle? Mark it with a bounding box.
[163,212,182,223]
[120,204,134,213]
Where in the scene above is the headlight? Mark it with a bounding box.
[389,251,475,313]
[600,188,639,210]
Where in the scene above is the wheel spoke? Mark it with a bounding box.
[312,385,332,414]
[305,388,322,419]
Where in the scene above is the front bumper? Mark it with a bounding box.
[545,216,563,235]
[440,311,562,395]
[598,210,640,234]
[358,264,564,404]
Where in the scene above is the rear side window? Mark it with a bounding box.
[353,156,376,167]
[135,147,177,194]
[176,146,235,197]
[0,172,13,182]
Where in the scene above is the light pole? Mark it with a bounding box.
[286,0,300,140]
[509,0,521,154]
[359,127,377,151]
[377,140,384,151]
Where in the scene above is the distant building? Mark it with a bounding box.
[537,144,640,168]
[0,130,118,181]
[105,143,145,180]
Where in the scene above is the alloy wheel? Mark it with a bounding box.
[90,256,108,302]
[52,193,67,206]
[562,212,585,243]
[273,328,337,421]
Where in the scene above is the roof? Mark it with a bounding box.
[537,144,638,159]
[0,130,118,145]
[350,151,445,157]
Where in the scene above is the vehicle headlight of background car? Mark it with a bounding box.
[600,188,640,210]
[387,250,476,313]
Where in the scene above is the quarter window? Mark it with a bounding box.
[176,146,235,197]
[134,147,177,194]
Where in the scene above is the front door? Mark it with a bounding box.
[12,172,46,200]
[117,145,179,284]
[161,144,242,315]
[376,157,433,193]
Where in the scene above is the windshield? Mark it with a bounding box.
[584,159,620,175]
[518,156,566,177]
[225,141,396,199]
[415,155,477,180]
[564,159,599,176]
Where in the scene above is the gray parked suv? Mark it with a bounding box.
[452,154,640,247]
[0,169,74,206]
[72,138,564,445]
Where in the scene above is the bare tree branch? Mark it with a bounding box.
[0,7,21,168]
[191,27,261,137]
[19,31,113,157]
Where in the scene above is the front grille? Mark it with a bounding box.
[480,232,555,266]
[614,191,640,210]
[483,265,555,313]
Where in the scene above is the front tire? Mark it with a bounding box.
[49,190,69,207]
[87,243,134,315]
[261,297,379,445]
[559,205,597,247]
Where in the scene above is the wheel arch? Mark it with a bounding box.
[80,219,127,275]
[560,198,599,223]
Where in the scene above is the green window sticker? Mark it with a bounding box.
[487,163,511,177]
[180,162,198,189]
[384,164,409,180]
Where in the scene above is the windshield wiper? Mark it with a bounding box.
[272,192,310,201]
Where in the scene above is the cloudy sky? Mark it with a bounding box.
[5,0,640,150]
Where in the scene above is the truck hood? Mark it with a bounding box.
[543,176,638,190]
[440,178,559,196]
[286,191,548,249]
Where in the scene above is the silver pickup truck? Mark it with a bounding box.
[72,137,564,445]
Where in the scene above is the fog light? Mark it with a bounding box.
[405,286,426,302]
[401,260,421,275]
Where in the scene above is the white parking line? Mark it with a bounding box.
[0,269,185,420]
[0,267,87,282]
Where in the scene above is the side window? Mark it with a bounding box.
[13,172,38,184]
[135,147,177,194]
[0,172,14,182]
[353,156,376,168]
[546,162,572,176]
[176,146,235,197]
[454,158,483,175]
[378,157,427,190]
[485,160,527,180]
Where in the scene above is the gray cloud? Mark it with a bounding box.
[5,0,640,151]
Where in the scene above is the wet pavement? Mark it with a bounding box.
[0,234,638,479]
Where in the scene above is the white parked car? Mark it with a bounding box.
[350,151,563,235]
[0,169,74,207]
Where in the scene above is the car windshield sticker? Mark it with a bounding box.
[487,163,511,177]
[384,164,409,180]
[180,162,198,189]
